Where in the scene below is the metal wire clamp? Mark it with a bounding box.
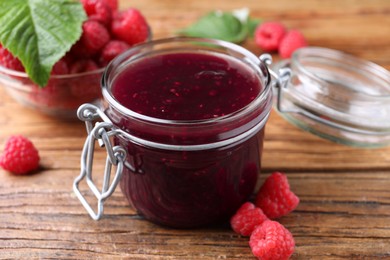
[73,104,127,220]
[259,54,294,114]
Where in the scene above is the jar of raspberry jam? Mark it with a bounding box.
[73,37,273,228]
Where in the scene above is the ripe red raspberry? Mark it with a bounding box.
[71,20,110,58]
[0,45,25,72]
[69,67,101,100]
[255,22,286,52]
[0,135,40,175]
[81,0,112,26]
[278,30,307,58]
[255,172,299,219]
[111,8,149,46]
[249,220,295,260]
[230,202,268,236]
[102,0,118,11]
[99,40,130,66]
[51,58,69,75]
[70,59,99,73]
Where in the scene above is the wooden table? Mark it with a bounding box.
[1,0,390,259]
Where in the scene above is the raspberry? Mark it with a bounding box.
[249,220,295,260]
[81,0,112,26]
[99,40,130,66]
[0,45,25,72]
[71,20,110,58]
[51,58,69,75]
[111,8,149,46]
[29,81,72,108]
[70,59,99,73]
[255,22,286,52]
[255,172,299,219]
[230,202,268,236]
[102,0,118,11]
[70,71,101,100]
[0,135,40,175]
[278,30,307,58]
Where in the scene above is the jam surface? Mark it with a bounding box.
[111,52,261,120]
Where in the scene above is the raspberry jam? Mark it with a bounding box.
[112,52,261,120]
[101,38,272,228]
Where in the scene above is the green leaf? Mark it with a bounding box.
[0,0,87,87]
[247,18,261,37]
[178,10,249,43]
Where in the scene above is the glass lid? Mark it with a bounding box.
[269,47,390,148]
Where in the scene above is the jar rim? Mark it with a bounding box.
[101,37,272,126]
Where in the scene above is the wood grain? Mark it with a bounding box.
[1,0,390,259]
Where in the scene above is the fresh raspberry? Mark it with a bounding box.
[99,40,130,66]
[70,72,102,100]
[81,0,112,26]
[51,58,69,75]
[0,135,40,175]
[71,20,110,58]
[255,22,286,52]
[249,220,295,260]
[69,59,99,73]
[230,202,268,236]
[102,0,118,11]
[111,8,149,46]
[278,30,307,58]
[0,45,25,72]
[255,172,299,219]
[29,81,72,108]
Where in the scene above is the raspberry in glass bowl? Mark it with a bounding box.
[0,1,151,119]
[0,62,105,119]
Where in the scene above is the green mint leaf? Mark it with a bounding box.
[0,0,87,87]
[178,10,249,43]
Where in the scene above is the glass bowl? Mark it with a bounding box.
[0,28,153,120]
[0,66,104,119]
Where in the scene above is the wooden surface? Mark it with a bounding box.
[1,0,390,259]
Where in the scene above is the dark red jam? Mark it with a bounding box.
[108,51,266,228]
[111,52,261,120]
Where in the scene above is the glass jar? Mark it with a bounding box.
[271,47,390,148]
[73,37,273,228]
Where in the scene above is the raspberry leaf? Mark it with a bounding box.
[0,0,87,87]
[178,9,259,43]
